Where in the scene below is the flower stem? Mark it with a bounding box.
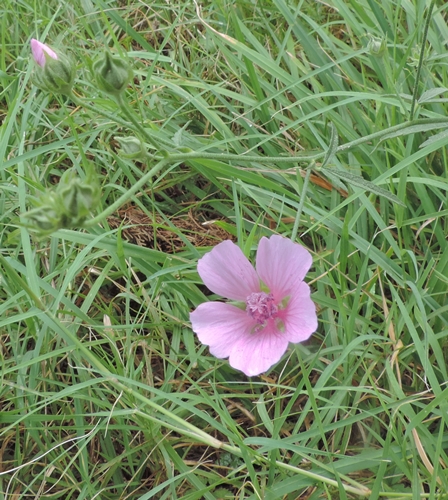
[161,117,448,164]
[66,91,448,166]
[160,150,320,163]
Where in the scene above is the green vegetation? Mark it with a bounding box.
[1,0,447,498]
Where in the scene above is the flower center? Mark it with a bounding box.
[246,292,278,324]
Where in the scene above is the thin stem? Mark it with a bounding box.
[291,165,312,242]
[67,90,448,166]
[409,0,436,120]
[161,117,448,165]
[84,158,168,227]
[161,150,321,164]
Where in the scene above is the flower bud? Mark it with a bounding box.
[408,45,425,68]
[366,34,386,57]
[30,38,75,95]
[21,168,100,236]
[93,51,133,96]
[22,205,64,234]
[59,181,99,221]
[58,169,101,224]
[114,136,146,159]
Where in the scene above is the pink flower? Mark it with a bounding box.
[30,39,58,67]
[190,235,318,376]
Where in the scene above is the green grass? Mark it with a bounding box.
[1,0,448,498]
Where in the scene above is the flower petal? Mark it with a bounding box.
[30,39,58,67]
[256,235,313,298]
[190,302,255,358]
[229,324,289,376]
[197,240,260,301]
[279,282,318,343]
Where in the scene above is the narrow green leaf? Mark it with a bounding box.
[419,128,448,149]
[321,122,339,168]
[378,122,448,143]
[418,87,448,103]
[321,167,405,206]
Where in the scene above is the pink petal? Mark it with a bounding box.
[278,282,318,343]
[229,323,289,376]
[190,302,255,358]
[197,240,260,301]
[256,235,313,298]
[30,39,58,67]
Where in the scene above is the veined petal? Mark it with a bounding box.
[190,302,255,358]
[279,282,318,343]
[256,235,313,298]
[198,240,260,301]
[229,323,289,376]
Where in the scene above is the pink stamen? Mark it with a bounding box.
[246,292,278,324]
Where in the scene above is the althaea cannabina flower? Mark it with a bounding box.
[190,235,318,376]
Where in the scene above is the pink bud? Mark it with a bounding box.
[30,39,58,67]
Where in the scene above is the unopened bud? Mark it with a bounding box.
[93,51,133,96]
[22,205,63,233]
[367,34,386,57]
[58,169,100,223]
[114,136,146,159]
[408,45,424,68]
[21,168,100,236]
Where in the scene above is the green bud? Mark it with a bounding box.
[93,51,133,96]
[408,45,427,68]
[21,168,101,236]
[114,136,146,159]
[22,205,64,233]
[59,182,98,221]
[58,169,100,223]
[367,34,386,57]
